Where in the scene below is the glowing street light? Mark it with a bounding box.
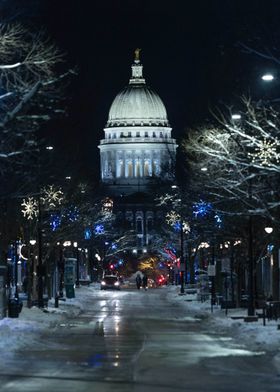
[264,226,273,234]
[232,114,241,120]
[261,73,274,82]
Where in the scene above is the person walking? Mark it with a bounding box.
[142,274,148,291]
[136,274,142,290]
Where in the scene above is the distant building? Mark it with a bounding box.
[98,50,177,252]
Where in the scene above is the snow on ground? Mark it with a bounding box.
[1,283,280,362]
[0,284,99,355]
[166,284,280,368]
[166,285,280,350]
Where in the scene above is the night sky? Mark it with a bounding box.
[33,0,280,179]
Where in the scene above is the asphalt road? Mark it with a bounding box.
[0,287,279,392]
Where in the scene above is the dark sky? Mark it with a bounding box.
[33,0,280,179]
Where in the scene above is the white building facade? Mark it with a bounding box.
[99,53,177,196]
[98,52,177,250]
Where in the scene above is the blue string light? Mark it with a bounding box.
[50,214,61,231]
[67,207,79,222]
[94,224,105,235]
[193,200,212,217]
[173,221,181,232]
[84,228,92,240]
[214,213,222,228]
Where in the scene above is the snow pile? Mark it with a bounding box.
[166,285,280,352]
[0,284,99,354]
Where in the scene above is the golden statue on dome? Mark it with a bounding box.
[134,48,141,62]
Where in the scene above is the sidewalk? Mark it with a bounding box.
[0,284,99,355]
[166,285,280,353]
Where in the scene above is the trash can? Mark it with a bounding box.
[65,284,75,298]
[8,298,23,318]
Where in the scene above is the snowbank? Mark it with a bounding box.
[166,285,280,352]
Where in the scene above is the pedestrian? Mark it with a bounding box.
[136,274,142,290]
[267,294,273,302]
[142,274,148,291]
[22,276,28,293]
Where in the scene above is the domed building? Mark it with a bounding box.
[98,50,177,251]
[99,50,177,196]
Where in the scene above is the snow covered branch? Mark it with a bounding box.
[183,98,280,224]
[0,23,74,194]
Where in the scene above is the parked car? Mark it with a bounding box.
[100,275,121,290]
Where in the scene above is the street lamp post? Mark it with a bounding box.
[14,240,19,299]
[247,202,255,315]
[74,243,80,287]
[180,216,185,294]
[37,197,44,308]
[27,239,36,308]
[264,226,274,299]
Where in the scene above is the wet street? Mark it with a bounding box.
[0,287,279,391]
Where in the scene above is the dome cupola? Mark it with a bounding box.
[107,49,169,127]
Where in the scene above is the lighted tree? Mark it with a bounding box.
[0,23,74,194]
[183,98,280,226]
[182,98,280,303]
[0,20,74,258]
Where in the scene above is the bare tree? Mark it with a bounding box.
[183,97,280,226]
[0,24,74,194]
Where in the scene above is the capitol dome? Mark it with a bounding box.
[99,50,177,197]
[106,56,169,127]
